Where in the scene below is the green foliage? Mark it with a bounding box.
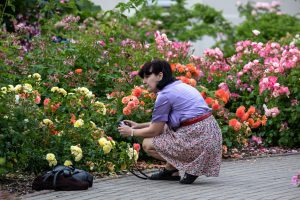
[128,0,234,43]
[236,13,300,44]
[215,2,300,56]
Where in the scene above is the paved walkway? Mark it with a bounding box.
[22,154,300,200]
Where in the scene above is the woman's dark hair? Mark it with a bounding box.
[138,59,177,90]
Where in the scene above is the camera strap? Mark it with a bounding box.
[128,138,149,180]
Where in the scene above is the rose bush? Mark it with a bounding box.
[0,74,139,174]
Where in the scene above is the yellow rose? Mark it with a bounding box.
[7,85,15,92]
[103,144,112,154]
[127,148,139,162]
[1,87,7,94]
[75,87,90,96]
[98,137,107,147]
[75,153,83,162]
[110,140,116,146]
[58,88,67,96]
[51,87,59,92]
[74,119,84,128]
[32,73,42,81]
[64,160,73,167]
[70,145,82,156]
[14,84,22,93]
[49,159,57,167]
[46,153,55,161]
[43,119,53,126]
[23,83,32,92]
[94,101,106,115]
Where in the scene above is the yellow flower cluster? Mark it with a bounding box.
[46,153,57,167]
[28,73,42,81]
[70,145,83,161]
[94,101,107,115]
[74,119,84,128]
[98,137,115,154]
[50,87,67,96]
[1,85,15,94]
[127,147,139,162]
[74,87,94,98]
[13,83,32,93]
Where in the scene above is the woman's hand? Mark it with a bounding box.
[117,125,133,137]
[123,120,139,128]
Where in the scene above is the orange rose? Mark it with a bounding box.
[236,106,245,119]
[75,68,82,74]
[229,118,238,127]
[189,79,196,87]
[205,97,214,105]
[212,100,220,110]
[247,106,256,115]
[185,72,192,78]
[123,106,132,115]
[132,87,142,98]
[241,113,250,122]
[252,119,261,128]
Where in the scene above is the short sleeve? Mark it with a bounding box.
[151,94,171,123]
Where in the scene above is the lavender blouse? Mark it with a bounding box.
[152,80,211,129]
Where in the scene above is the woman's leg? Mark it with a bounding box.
[142,138,178,175]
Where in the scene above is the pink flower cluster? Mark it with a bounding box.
[120,39,143,49]
[203,48,230,73]
[204,47,224,59]
[280,47,300,70]
[61,15,80,24]
[259,76,290,97]
[263,104,280,118]
[254,1,281,11]
[54,15,80,30]
[154,31,191,60]
[238,59,262,80]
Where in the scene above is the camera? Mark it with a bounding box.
[118,121,131,127]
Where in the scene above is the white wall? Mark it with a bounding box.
[92,0,300,56]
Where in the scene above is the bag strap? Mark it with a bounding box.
[128,168,149,180]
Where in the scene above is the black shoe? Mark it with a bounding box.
[179,173,198,184]
[149,168,180,181]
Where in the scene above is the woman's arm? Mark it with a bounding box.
[118,122,165,138]
[134,122,151,129]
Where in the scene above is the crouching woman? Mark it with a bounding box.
[118,59,222,184]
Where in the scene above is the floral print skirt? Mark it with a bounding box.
[152,115,222,177]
